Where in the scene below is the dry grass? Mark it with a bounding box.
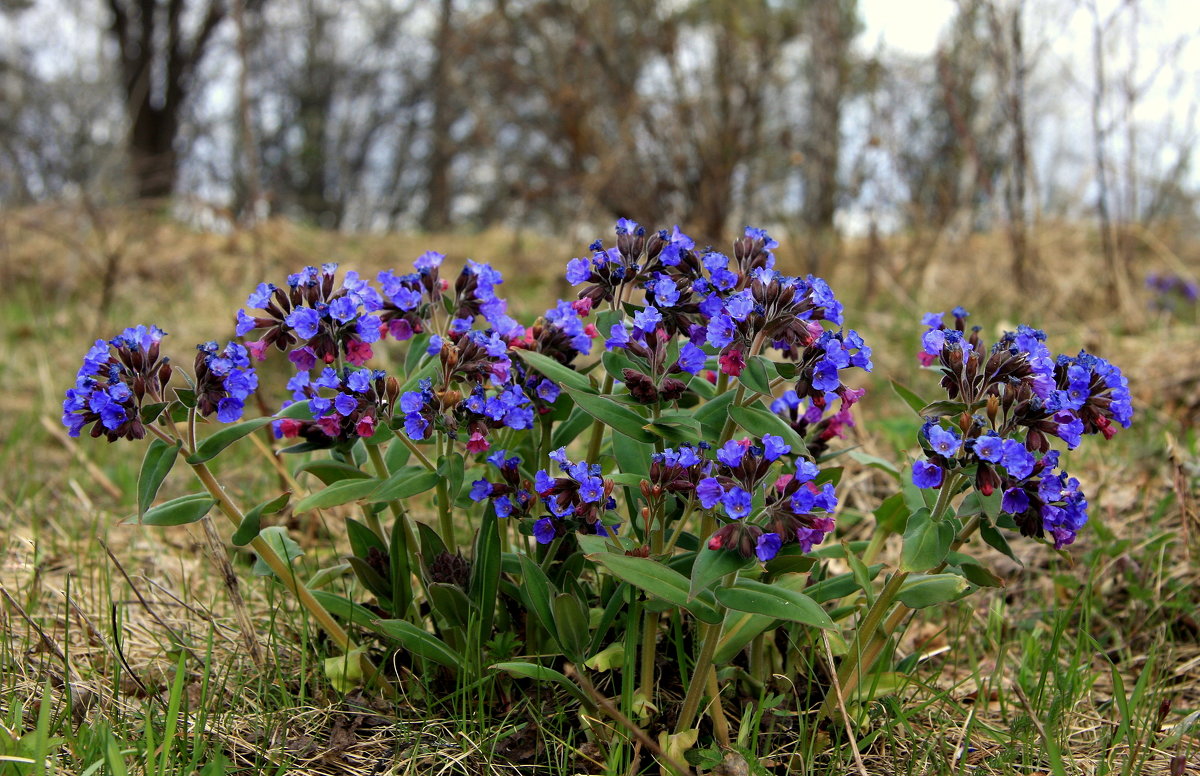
[0,204,1198,774]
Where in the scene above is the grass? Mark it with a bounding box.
[0,206,1198,774]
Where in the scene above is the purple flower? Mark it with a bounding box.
[328,296,358,323]
[927,425,961,457]
[716,439,747,468]
[761,434,790,462]
[697,478,724,509]
[469,479,493,502]
[756,532,782,562]
[286,308,321,339]
[566,257,592,285]
[533,518,557,545]
[1001,487,1029,514]
[706,314,735,349]
[334,392,358,416]
[677,342,707,374]
[912,461,944,489]
[973,434,1003,463]
[721,487,753,519]
[216,397,244,423]
[1000,439,1035,479]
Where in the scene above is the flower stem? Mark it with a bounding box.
[585,372,616,463]
[672,617,724,734]
[817,477,973,720]
[190,460,396,698]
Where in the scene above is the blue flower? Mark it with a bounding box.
[328,296,358,323]
[756,532,782,562]
[403,413,429,440]
[721,487,753,519]
[427,335,443,355]
[566,257,592,285]
[716,439,747,468]
[677,342,707,375]
[912,461,943,489]
[973,433,1003,463]
[579,476,604,503]
[334,393,358,416]
[706,314,735,349]
[1000,439,1035,479]
[697,478,724,509]
[605,323,630,351]
[761,434,790,462]
[1001,487,1029,514]
[536,379,560,403]
[286,308,322,339]
[533,518,557,545]
[724,291,754,322]
[650,275,679,307]
[216,397,244,423]
[469,479,493,502]
[347,370,373,393]
[633,306,662,333]
[926,425,961,457]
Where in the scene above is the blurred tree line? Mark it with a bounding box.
[0,0,1197,283]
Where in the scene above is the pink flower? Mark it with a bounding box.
[774,474,794,491]
[355,415,376,437]
[276,418,302,438]
[466,431,490,453]
[572,298,593,316]
[247,340,269,361]
[917,351,936,367]
[316,416,341,437]
[719,349,746,376]
[584,323,599,338]
[346,339,373,365]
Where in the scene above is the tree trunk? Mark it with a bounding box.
[422,0,456,232]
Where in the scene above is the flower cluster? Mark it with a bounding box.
[63,325,172,441]
[911,309,1134,548]
[469,450,534,518]
[1146,272,1198,311]
[274,366,398,445]
[532,448,618,544]
[771,390,858,459]
[700,437,838,561]
[398,377,535,447]
[236,264,382,366]
[193,341,258,423]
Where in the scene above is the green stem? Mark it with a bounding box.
[818,477,973,719]
[392,429,436,472]
[585,372,616,463]
[190,460,396,698]
[435,434,454,546]
[672,617,724,734]
[367,444,421,568]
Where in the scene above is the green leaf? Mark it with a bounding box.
[372,619,462,669]
[848,450,901,478]
[980,519,1019,562]
[293,478,380,513]
[517,554,559,642]
[956,558,1006,588]
[896,573,970,608]
[252,525,305,576]
[714,572,814,663]
[874,492,908,534]
[552,593,590,662]
[186,417,275,463]
[728,404,807,456]
[551,407,594,450]
[389,513,412,617]
[689,545,751,598]
[489,662,594,712]
[738,356,775,396]
[277,400,314,419]
[517,350,596,394]
[470,506,502,638]
[900,508,954,572]
[890,380,928,415]
[370,466,439,503]
[563,387,657,443]
[714,578,834,629]
[427,582,471,628]
[919,400,971,418]
[805,566,884,603]
[346,518,387,560]
[231,491,290,546]
[128,493,215,526]
[139,401,169,424]
[589,552,722,624]
[438,453,465,503]
[309,591,379,629]
[137,438,181,520]
[695,390,737,441]
[293,460,371,486]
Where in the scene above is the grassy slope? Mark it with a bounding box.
[0,208,1197,774]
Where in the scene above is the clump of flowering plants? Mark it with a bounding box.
[65,221,1131,772]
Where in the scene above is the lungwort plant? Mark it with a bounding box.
[63,222,1132,771]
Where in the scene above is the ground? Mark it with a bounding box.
[0,206,1197,774]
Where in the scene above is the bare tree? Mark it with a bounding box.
[106,0,228,200]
